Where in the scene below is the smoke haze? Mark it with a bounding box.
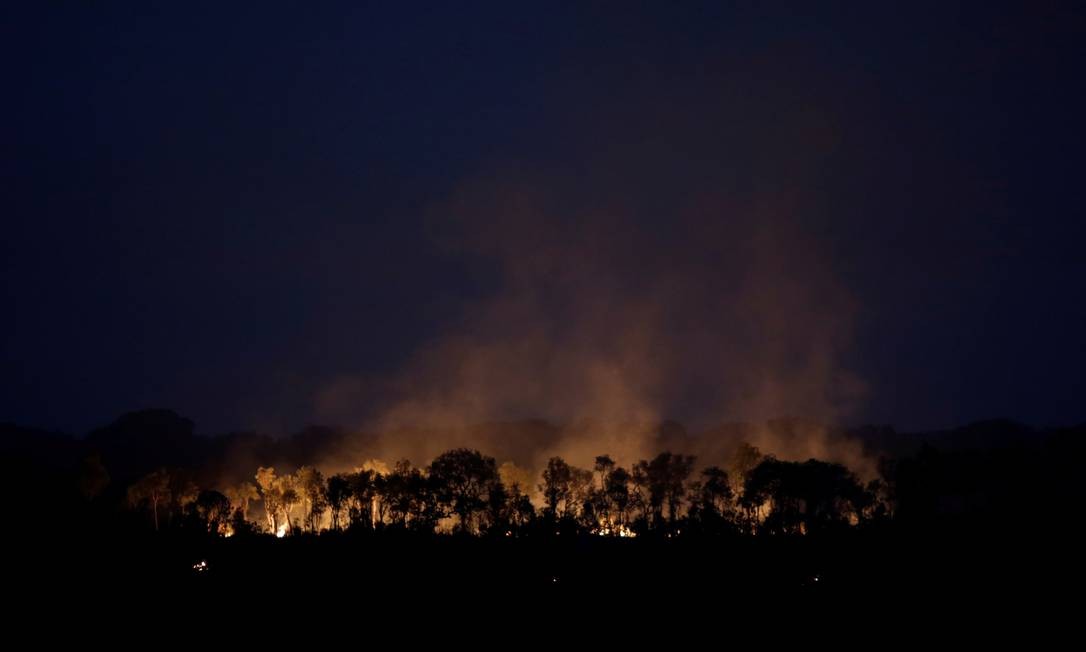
[310,168,873,478]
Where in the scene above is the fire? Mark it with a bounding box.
[276,523,287,538]
[594,521,637,538]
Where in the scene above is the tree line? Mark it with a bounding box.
[124,444,889,539]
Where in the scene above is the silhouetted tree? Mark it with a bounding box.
[741,457,791,533]
[629,463,650,531]
[327,474,350,530]
[296,466,327,532]
[496,462,536,535]
[594,455,615,492]
[634,452,695,530]
[225,482,259,522]
[606,466,632,527]
[127,468,171,531]
[876,456,900,519]
[229,506,259,538]
[405,465,443,532]
[572,467,596,530]
[664,454,696,527]
[429,448,498,534]
[590,455,618,529]
[346,469,377,529]
[796,459,867,532]
[383,459,418,528]
[278,474,299,535]
[193,489,232,534]
[731,443,765,531]
[255,466,281,533]
[742,458,866,535]
[507,491,536,534]
[482,481,511,536]
[168,471,199,529]
[854,479,882,523]
[541,457,573,521]
[688,466,734,532]
[374,472,394,526]
[729,442,764,496]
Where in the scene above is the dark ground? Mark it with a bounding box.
[23,527,1082,602]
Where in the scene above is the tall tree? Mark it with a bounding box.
[127,468,171,531]
[225,482,259,522]
[540,457,573,520]
[606,466,632,527]
[193,489,233,534]
[629,464,650,530]
[277,474,299,535]
[729,442,764,496]
[296,466,327,532]
[539,456,593,530]
[634,452,695,530]
[429,448,498,534]
[406,466,442,533]
[255,466,281,534]
[346,469,377,528]
[383,459,416,528]
[594,455,615,490]
[741,458,866,534]
[327,474,351,530]
[688,466,733,533]
[590,455,617,528]
[169,471,199,529]
[569,467,595,526]
[498,462,537,535]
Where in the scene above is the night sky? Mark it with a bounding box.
[4,2,1085,435]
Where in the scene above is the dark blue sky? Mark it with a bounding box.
[3,2,1085,434]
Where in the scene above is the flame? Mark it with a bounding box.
[594,520,637,538]
[276,523,287,538]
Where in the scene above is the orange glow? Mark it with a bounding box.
[594,520,637,538]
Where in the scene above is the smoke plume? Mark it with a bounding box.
[311,169,873,478]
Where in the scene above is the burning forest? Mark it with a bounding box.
[8,409,1085,600]
[126,445,881,541]
[7,2,1086,609]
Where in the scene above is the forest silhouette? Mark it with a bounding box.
[5,409,1083,599]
